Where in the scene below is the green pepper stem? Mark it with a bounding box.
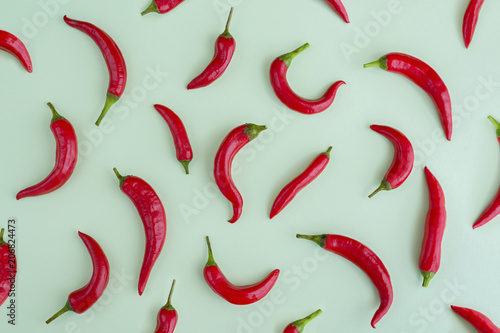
[0,228,5,246]
[296,234,326,248]
[205,236,217,267]
[363,56,388,70]
[141,1,159,16]
[163,279,176,309]
[421,271,435,288]
[113,167,126,186]
[323,146,333,158]
[244,124,267,141]
[180,160,191,175]
[488,115,500,138]
[46,301,73,324]
[291,309,323,332]
[224,8,234,33]
[368,179,392,198]
[95,93,119,126]
[47,102,64,122]
[279,43,310,67]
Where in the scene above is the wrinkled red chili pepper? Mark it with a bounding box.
[154,280,178,333]
[368,125,414,198]
[0,30,32,72]
[296,234,393,328]
[270,43,345,114]
[154,104,193,174]
[0,228,15,307]
[46,232,109,324]
[463,0,485,48]
[141,0,186,15]
[364,53,452,141]
[270,146,332,219]
[214,123,267,223]
[451,305,500,332]
[16,103,77,200]
[323,0,349,23]
[203,236,279,305]
[284,309,323,333]
[64,16,127,126]
[187,8,235,90]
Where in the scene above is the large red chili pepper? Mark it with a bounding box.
[270,43,345,114]
[141,0,186,15]
[64,16,127,126]
[203,236,279,305]
[0,30,32,72]
[451,305,500,332]
[154,280,178,333]
[113,168,166,295]
[296,234,393,328]
[463,0,485,48]
[368,125,414,198]
[16,103,77,200]
[322,0,349,23]
[154,104,193,174]
[0,228,15,307]
[187,8,235,90]
[270,146,332,219]
[46,232,109,324]
[419,167,446,287]
[364,53,453,141]
[283,309,323,333]
[214,123,267,223]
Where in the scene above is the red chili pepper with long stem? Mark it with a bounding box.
[141,0,186,16]
[451,305,500,332]
[16,103,77,200]
[368,125,414,198]
[113,168,166,295]
[64,16,127,126]
[296,234,393,328]
[214,123,267,223]
[323,0,349,23]
[203,236,279,305]
[283,309,323,333]
[364,53,452,141]
[463,0,485,48]
[270,146,332,219]
[0,30,32,72]
[46,232,109,324]
[270,43,345,114]
[154,280,178,333]
[0,228,15,307]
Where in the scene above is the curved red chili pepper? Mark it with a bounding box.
[16,103,77,200]
[187,8,235,90]
[214,123,267,223]
[154,104,193,174]
[154,280,178,333]
[64,16,127,126]
[451,305,500,333]
[419,167,446,287]
[463,0,485,48]
[270,146,332,219]
[283,309,322,333]
[46,232,110,324]
[142,0,186,15]
[296,234,393,328]
[203,236,279,305]
[0,229,15,307]
[113,168,166,295]
[0,30,32,72]
[364,53,452,141]
[368,125,414,198]
[270,43,345,114]
[323,0,349,23]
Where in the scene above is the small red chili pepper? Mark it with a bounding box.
[419,167,446,287]
[187,8,235,90]
[203,236,280,305]
[463,0,485,48]
[154,104,193,174]
[364,53,453,141]
[46,232,110,324]
[64,16,127,126]
[270,146,332,219]
[451,305,500,332]
[141,0,186,16]
[0,30,32,72]
[368,125,414,198]
[154,280,178,333]
[283,309,323,333]
[0,228,16,307]
[214,123,267,223]
[322,0,349,23]
[270,43,345,114]
[113,168,166,295]
[16,103,77,200]
[296,234,393,328]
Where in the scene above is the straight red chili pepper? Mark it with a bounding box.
[46,232,109,324]
[463,0,485,48]
[270,43,345,114]
[0,30,32,72]
[64,16,127,126]
[203,236,279,305]
[113,168,166,295]
[154,280,178,333]
[16,103,77,200]
[214,123,267,223]
[322,0,349,23]
[296,234,393,328]
[364,53,453,141]
[0,228,15,307]
[368,125,414,198]
[270,146,332,219]
[283,309,323,333]
[451,305,500,333]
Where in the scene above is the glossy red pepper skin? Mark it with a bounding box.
[364,53,452,141]
[214,123,267,223]
[297,234,393,328]
[270,43,345,114]
[203,237,279,305]
[463,0,485,48]
[270,147,332,219]
[283,309,323,333]
[323,0,349,23]
[451,305,500,333]
[0,30,32,72]
[16,103,77,200]
[113,168,166,295]
[141,0,186,15]
[0,229,15,307]
[154,280,178,333]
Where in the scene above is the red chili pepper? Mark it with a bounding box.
[364,53,453,141]
[0,30,32,72]
[203,236,279,305]
[16,103,77,200]
[283,309,323,333]
[463,0,485,48]
[270,146,332,219]
[322,0,349,23]
[187,8,235,90]
[214,123,267,223]
[46,232,109,324]
[451,305,500,332]
[154,104,193,174]
[141,0,186,15]
[419,167,446,287]
[368,125,414,198]
[296,234,393,328]
[0,228,15,307]
[113,168,166,295]
[154,280,178,333]
[270,43,345,114]
[64,16,127,126]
